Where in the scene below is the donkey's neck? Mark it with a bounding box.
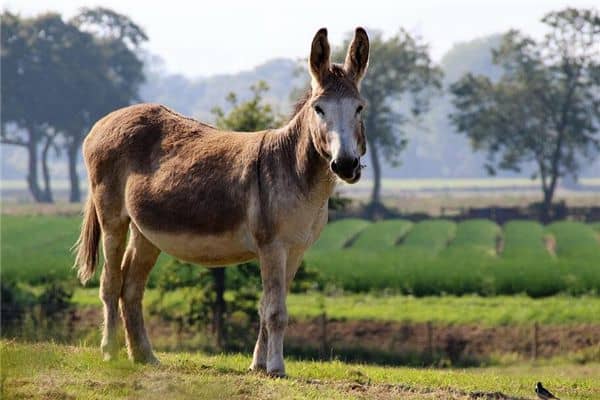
[265,108,335,202]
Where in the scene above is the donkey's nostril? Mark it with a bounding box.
[351,158,359,169]
[330,160,340,174]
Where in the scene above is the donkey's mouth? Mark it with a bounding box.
[339,168,362,184]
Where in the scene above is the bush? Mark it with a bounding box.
[1,280,36,332]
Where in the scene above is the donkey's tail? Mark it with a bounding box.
[73,193,101,285]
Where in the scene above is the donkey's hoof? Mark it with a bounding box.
[248,363,267,373]
[101,344,119,362]
[266,369,286,378]
[102,353,118,362]
[131,352,160,365]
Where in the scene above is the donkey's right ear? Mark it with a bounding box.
[309,28,331,88]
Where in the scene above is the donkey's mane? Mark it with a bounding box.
[289,89,311,122]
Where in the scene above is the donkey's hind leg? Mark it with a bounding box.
[98,217,129,361]
[120,224,160,364]
[250,296,268,371]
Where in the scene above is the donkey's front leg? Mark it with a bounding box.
[254,244,288,377]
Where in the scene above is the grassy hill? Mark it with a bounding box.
[2,341,599,399]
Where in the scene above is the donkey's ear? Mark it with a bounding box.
[309,28,331,88]
[344,27,369,85]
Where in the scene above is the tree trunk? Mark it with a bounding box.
[67,141,81,203]
[26,139,46,203]
[541,180,557,224]
[368,137,382,206]
[211,267,226,349]
[40,135,54,203]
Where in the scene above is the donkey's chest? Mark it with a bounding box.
[275,200,329,249]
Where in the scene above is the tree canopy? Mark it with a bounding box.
[1,9,147,202]
[450,7,600,220]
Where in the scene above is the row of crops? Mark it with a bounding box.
[306,219,600,297]
[2,216,599,297]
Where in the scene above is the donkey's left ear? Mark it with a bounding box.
[344,27,370,85]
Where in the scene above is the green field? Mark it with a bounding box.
[70,288,600,326]
[2,341,599,400]
[310,218,371,251]
[0,215,173,286]
[306,218,600,296]
[501,221,551,259]
[352,219,413,250]
[2,215,599,296]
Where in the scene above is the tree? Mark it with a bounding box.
[211,80,279,131]
[1,12,69,202]
[65,7,147,202]
[1,9,147,203]
[209,81,279,347]
[449,8,600,221]
[334,29,442,212]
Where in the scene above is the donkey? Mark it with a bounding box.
[74,27,369,376]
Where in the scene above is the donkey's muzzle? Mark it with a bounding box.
[331,157,361,183]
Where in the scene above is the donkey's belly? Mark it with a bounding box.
[135,222,257,266]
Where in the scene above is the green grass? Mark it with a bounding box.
[72,288,600,326]
[1,215,81,284]
[311,218,371,251]
[2,340,599,400]
[351,219,413,250]
[287,293,600,325]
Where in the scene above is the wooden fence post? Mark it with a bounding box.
[426,321,433,362]
[532,322,539,360]
[319,312,328,359]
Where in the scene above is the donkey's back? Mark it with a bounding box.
[81,103,263,267]
[84,103,259,187]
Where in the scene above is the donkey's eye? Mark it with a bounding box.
[314,105,325,117]
[356,105,364,115]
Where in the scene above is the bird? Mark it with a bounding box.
[535,382,560,400]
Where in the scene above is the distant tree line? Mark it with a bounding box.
[1,7,598,223]
[1,8,147,202]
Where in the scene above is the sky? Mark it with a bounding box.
[5,0,596,78]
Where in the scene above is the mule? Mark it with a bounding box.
[74,27,369,376]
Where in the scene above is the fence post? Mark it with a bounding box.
[532,322,539,360]
[426,321,433,362]
[319,312,328,359]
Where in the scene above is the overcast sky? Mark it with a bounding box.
[5,0,596,78]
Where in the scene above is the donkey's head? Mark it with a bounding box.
[307,27,369,184]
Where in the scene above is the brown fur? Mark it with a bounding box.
[73,27,369,375]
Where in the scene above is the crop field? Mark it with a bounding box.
[306,218,600,296]
[2,215,599,296]
[0,215,173,286]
